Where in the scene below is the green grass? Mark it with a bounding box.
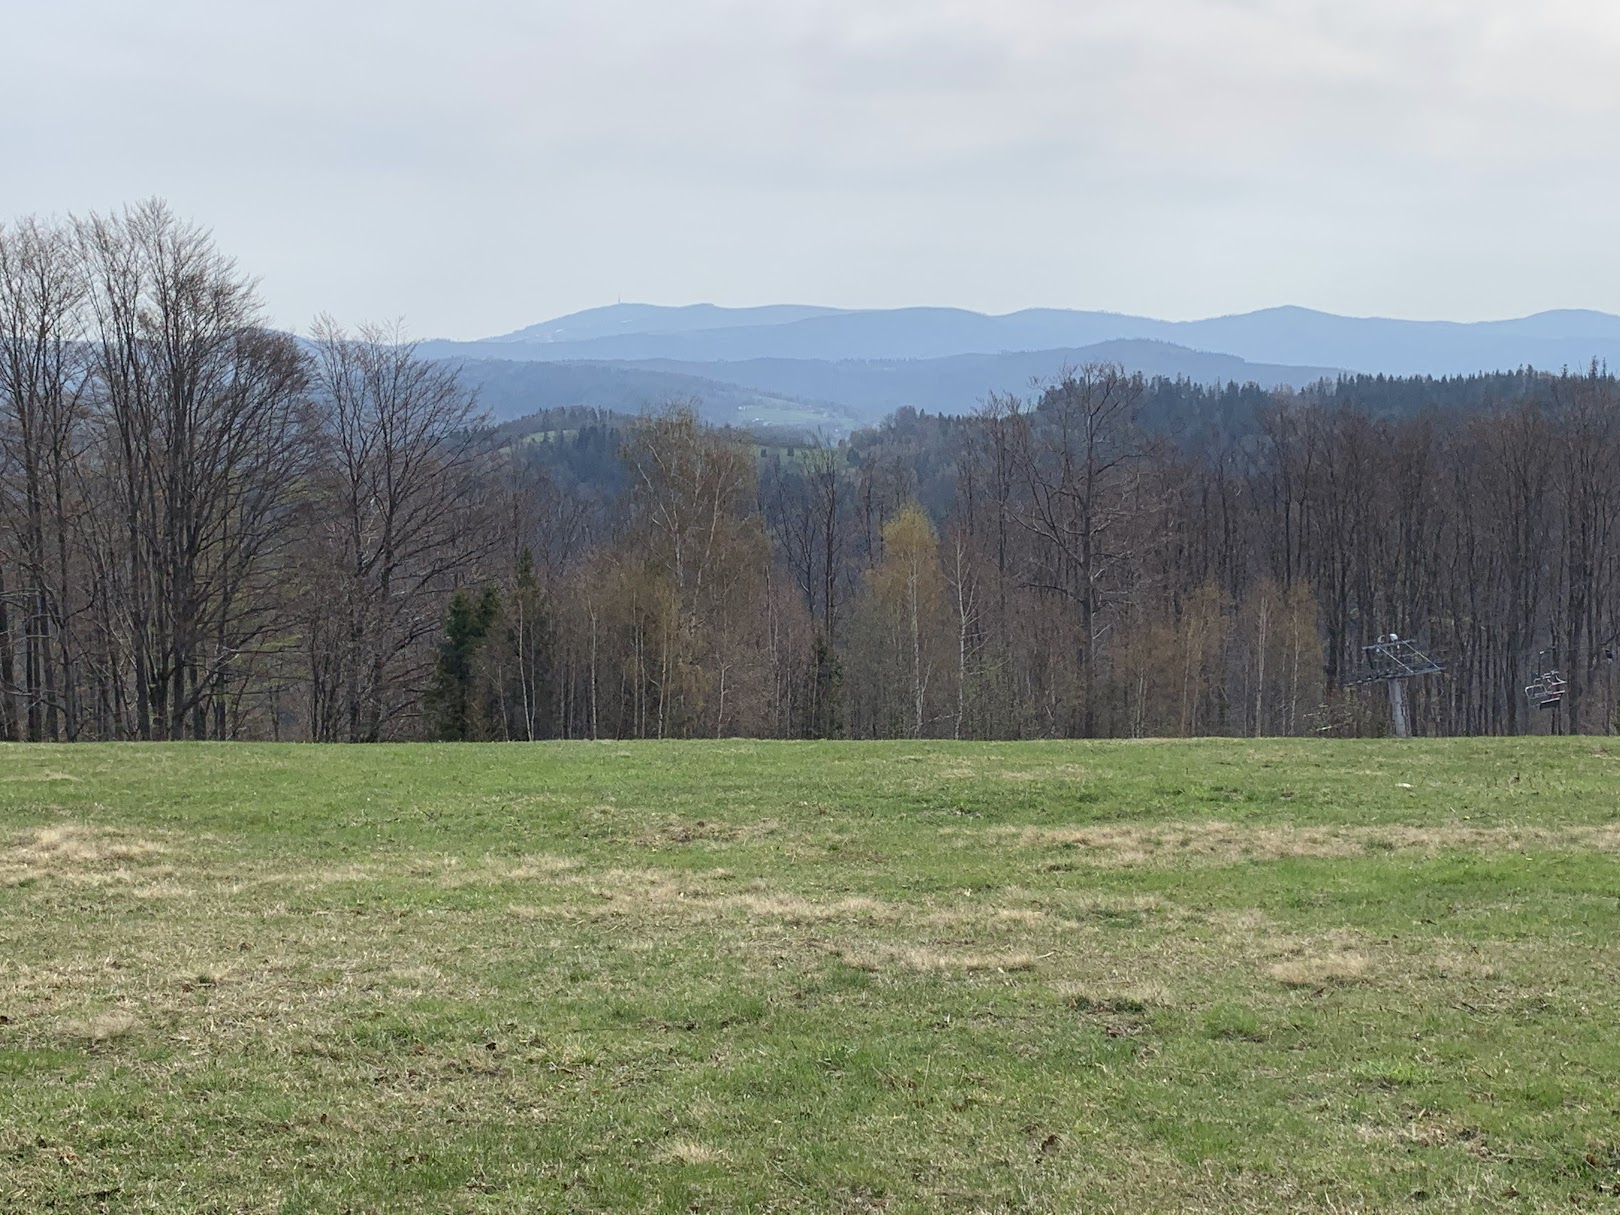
[2,738,1619,1212]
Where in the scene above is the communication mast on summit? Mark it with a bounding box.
[1355,634,1444,739]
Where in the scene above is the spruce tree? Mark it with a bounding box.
[425,587,499,741]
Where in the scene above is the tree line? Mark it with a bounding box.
[0,203,488,741]
[4,204,1617,741]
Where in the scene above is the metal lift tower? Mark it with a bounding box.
[1358,634,1445,739]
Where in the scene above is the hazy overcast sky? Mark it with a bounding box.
[6,0,1619,337]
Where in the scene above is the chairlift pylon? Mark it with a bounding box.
[1355,633,1445,738]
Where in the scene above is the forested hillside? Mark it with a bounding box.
[451,356,857,432]
[3,206,1617,741]
[432,341,1341,427]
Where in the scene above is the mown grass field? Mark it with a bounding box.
[2,739,1618,1213]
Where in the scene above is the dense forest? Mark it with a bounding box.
[3,205,1617,741]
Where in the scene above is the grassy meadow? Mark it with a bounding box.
[2,739,1618,1213]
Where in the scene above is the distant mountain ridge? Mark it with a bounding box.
[426,302,1620,433]
[487,303,846,345]
[433,303,1620,376]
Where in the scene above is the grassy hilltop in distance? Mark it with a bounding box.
[423,303,1620,430]
[4,739,1619,1212]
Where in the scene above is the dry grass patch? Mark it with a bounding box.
[1211,907,1276,935]
[431,852,590,889]
[12,824,167,865]
[653,1139,731,1166]
[725,893,895,924]
[505,854,585,880]
[556,868,901,929]
[230,860,390,891]
[633,817,780,849]
[1375,823,1620,852]
[997,764,1091,783]
[1017,822,1366,864]
[838,944,1040,974]
[991,907,1054,927]
[505,902,579,923]
[1,824,172,887]
[1049,980,1169,1011]
[62,1009,140,1045]
[922,905,1095,935]
[1417,949,1501,981]
[1068,893,1171,916]
[579,868,723,914]
[1007,820,1620,867]
[248,851,596,894]
[1268,950,1372,987]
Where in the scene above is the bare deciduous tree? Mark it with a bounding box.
[304,319,493,741]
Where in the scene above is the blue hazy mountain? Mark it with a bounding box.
[1177,306,1620,375]
[447,339,1340,429]
[484,303,847,346]
[622,340,1340,417]
[427,303,1620,431]
[428,303,1620,376]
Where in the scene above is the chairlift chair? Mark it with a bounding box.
[1522,648,1561,712]
[1526,671,1566,710]
[1525,648,1566,710]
